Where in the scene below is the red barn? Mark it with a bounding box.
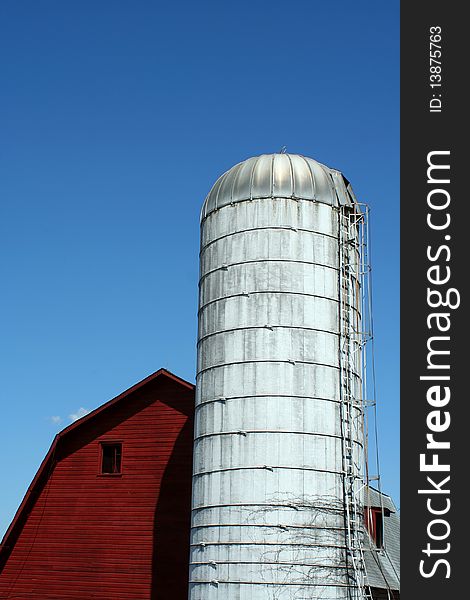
[0,369,194,600]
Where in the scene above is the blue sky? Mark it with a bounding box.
[0,1,399,537]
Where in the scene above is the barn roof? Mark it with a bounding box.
[0,368,194,568]
[364,486,400,593]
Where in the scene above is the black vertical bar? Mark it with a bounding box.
[401,3,464,599]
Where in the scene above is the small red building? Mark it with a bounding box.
[0,369,194,600]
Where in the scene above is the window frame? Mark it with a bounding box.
[364,506,387,548]
[98,441,123,476]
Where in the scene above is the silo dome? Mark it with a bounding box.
[201,152,358,220]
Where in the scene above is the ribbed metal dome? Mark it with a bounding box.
[201,153,357,220]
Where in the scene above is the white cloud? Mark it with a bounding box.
[69,407,90,422]
[49,415,63,424]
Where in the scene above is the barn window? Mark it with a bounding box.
[101,443,122,474]
[365,507,385,548]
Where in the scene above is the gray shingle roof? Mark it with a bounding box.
[363,487,400,592]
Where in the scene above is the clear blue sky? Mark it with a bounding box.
[0,1,399,537]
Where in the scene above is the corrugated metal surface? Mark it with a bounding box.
[191,154,364,599]
[0,371,194,600]
[201,153,356,220]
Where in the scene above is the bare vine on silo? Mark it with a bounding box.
[245,493,353,600]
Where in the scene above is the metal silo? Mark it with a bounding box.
[190,153,370,600]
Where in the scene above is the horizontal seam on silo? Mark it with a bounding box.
[198,291,362,315]
[189,540,349,549]
[194,394,345,409]
[191,502,354,512]
[190,560,350,569]
[197,325,340,345]
[200,226,339,254]
[196,360,362,377]
[199,259,346,284]
[193,430,363,447]
[189,579,351,589]
[190,523,346,531]
[192,466,345,477]
[200,196,340,224]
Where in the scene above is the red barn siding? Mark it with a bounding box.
[0,370,194,600]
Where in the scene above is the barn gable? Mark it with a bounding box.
[0,369,194,600]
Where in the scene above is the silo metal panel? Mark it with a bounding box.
[290,154,316,199]
[195,361,345,405]
[272,153,294,197]
[200,228,339,276]
[251,154,273,198]
[203,174,224,216]
[197,328,340,372]
[330,169,352,206]
[311,161,336,204]
[232,156,257,202]
[216,161,243,209]
[199,292,339,339]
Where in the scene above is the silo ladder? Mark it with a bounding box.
[338,204,373,600]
